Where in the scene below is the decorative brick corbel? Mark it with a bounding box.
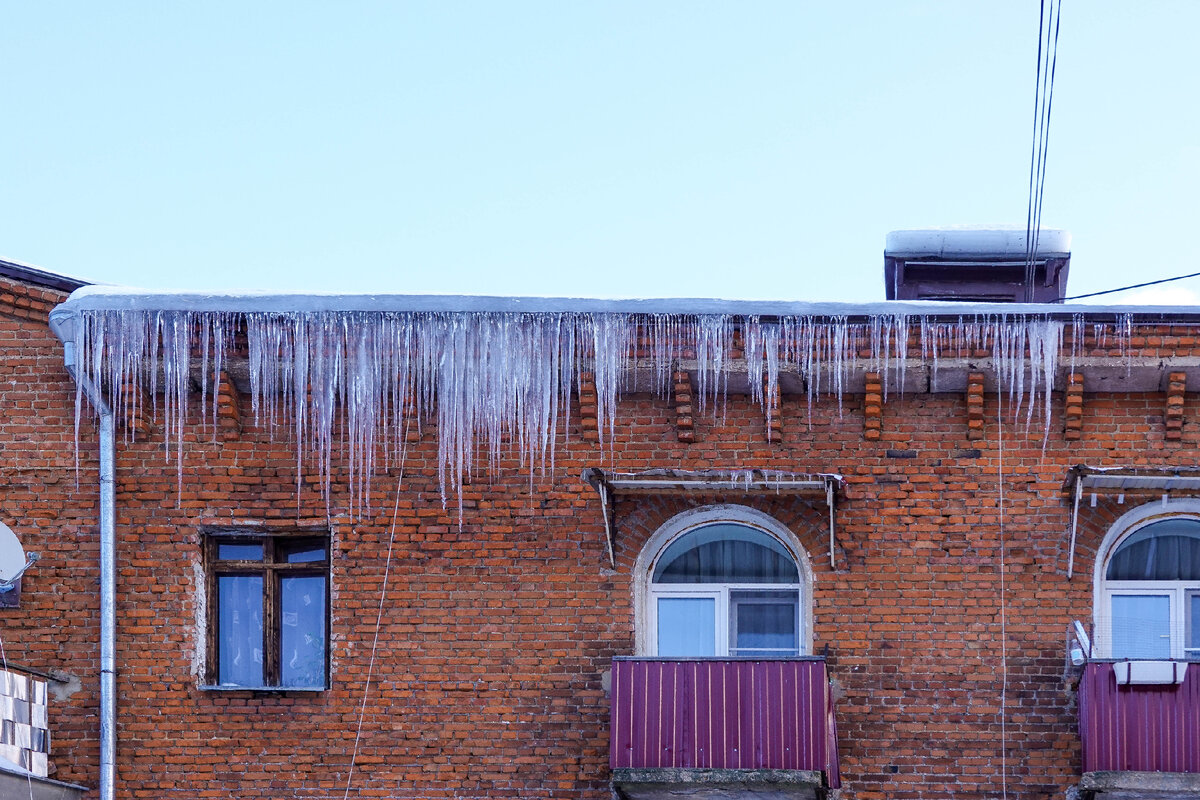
[863,372,882,441]
[579,371,599,443]
[763,373,783,444]
[1064,373,1084,441]
[966,372,985,441]
[1166,371,1187,442]
[216,371,242,441]
[674,370,695,443]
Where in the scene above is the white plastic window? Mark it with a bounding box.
[648,523,803,657]
[1100,517,1200,659]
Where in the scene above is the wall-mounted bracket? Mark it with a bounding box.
[0,552,40,592]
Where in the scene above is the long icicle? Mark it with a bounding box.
[73,309,1085,516]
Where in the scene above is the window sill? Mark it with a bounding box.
[1094,662,1200,666]
[198,684,326,693]
[615,655,826,662]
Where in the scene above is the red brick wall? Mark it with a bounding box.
[0,276,100,789]
[15,309,1200,798]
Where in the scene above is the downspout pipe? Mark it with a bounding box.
[49,311,116,800]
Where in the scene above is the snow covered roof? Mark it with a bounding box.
[46,284,1200,323]
[46,284,1200,520]
[0,256,90,293]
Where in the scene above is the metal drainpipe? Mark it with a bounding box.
[98,408,115,800]
[56,334,117,800]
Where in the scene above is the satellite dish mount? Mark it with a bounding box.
[0,521,37,593]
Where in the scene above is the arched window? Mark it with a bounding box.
[638,508,810,658]
[1098,509,1200,660]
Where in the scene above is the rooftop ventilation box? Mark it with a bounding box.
[884,228,1071,303]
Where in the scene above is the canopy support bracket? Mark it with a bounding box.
[827,482,837,570]
[598,481,615,568]
[1068,477,1082,579]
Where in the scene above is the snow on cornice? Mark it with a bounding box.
[49,284,1200,319]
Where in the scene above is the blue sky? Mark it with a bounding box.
[2,2,1198,303]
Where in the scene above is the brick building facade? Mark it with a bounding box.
[0,261,95,798]
[4,251,1200,799]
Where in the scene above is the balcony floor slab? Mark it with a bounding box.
[1075,771,1200,800]
[0,763,87,800]
[612,768,826,800]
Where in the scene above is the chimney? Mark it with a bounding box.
[884,227,1071,303]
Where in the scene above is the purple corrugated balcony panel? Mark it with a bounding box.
[610,658,839,788]
[1079,661,1200,774]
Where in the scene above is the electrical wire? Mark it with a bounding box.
[342,479,404,800]
[1023,0,1048,299]
[1057,270,1200,302]
[1024,0,1065,299]
[1031,1,1063,280]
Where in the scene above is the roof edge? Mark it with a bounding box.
[0,257,90,293]
[50,286,1200,321]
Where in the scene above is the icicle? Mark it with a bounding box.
[70,307,1130,518]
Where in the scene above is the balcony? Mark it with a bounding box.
[1077,661,1200,799]
[610,657,839,800]
[0,666,86,800]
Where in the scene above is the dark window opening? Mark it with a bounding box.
[205,533,329,689]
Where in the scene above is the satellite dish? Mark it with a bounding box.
[0,522,37,590]
[1072,620,1092,658]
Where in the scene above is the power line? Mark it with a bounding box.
[1022,0,1047,300]
[1024,0,1064,300]
[1032,1,1063,278]
[1058,270,1200,302]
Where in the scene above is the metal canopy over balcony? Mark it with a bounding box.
[1063,466,1200,578]
[583,469,843,567]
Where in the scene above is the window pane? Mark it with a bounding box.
[1111,594,1171,659]
[1189,593,1200,658]
[218,575,263,686]
[217,542,263,561]
[731,590,799,657]
[278,539,327,564]
[654,524,798,584]
[281,576,326,687]
[1107,519,1200,580]
[657,597,716,657]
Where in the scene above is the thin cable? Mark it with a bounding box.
[1057,270,1200,302]
[1030,0,1056,267]
[1023,0,1048,299]
[342,479,404,799]
[1031,0,1064,271]
[1024,0,1064,300]
[996,387,1010,800]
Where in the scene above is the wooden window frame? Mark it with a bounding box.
[204,532,331,689]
